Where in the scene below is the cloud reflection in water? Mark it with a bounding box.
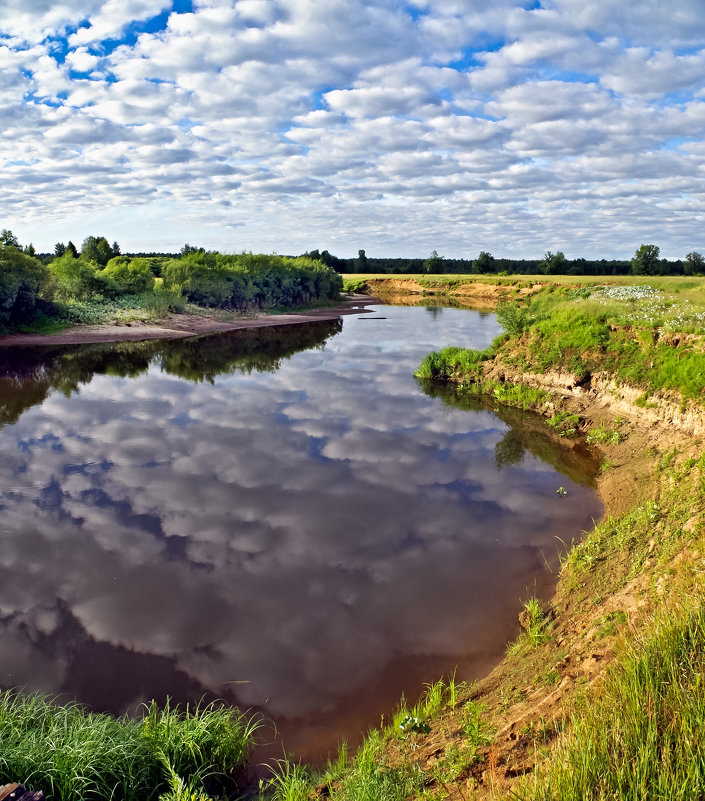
[0,306,602,760]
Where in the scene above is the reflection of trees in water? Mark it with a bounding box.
[417,379,599,487]
[494,429,525,470]
[0,319,342,429]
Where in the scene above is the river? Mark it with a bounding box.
[0,302,602,763]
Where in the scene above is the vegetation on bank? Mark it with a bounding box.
[0,692,259,801]
[416,280,705,402]
[0,232,343,335]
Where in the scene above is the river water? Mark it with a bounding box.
[0,303,602,762]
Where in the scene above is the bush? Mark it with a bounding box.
[0,246,50,331]
[496,300,533,336]
[48,253,117,300]
[162,252,342,310]
[101,258,155,295]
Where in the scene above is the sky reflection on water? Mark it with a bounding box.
[0,305,603,760]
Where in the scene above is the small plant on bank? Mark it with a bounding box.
[398,715,431,735]
[522,598,551,647]
[586,422,624,445]
[496,300,534,336]
[546,412,580,437]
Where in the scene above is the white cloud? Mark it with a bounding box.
[0,0,704,256]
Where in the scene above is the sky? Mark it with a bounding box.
[1,0,704,259]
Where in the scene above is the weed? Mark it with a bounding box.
[585,422,624,445]
[546,412,580,437]
[596,610,628,639]
[519,601,705,800]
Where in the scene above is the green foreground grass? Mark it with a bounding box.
[0,694,258,801]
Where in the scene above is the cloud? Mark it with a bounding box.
[0,0,704,257]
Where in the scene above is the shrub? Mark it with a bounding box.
[101,257,155,295]
[0,246,50,331]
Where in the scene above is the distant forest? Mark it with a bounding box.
[10,228,703,278]
[302,245,705,277]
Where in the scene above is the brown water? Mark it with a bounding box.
[0,305,602,764]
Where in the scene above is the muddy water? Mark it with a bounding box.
[0,305,602,763]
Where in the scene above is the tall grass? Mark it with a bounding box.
[0,693,258,801]
[519,600,705,800]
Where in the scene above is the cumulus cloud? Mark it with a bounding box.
[0,0,704,256]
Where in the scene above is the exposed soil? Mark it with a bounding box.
[364,278,544,302]
[0,297,374,348]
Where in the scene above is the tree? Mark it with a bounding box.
[423,249,444,274]
[356,249,368,273]
[66,241,79,258]
[181,243,203,256]
[0,229,19,248]
[81,235,113,266]
[630,244,660,275]
[112,241,121,258]
[24,243,36,257]
[54,242,66,257]
[471,251,495,274]
[684,251,705,275]
[540,250,567,275]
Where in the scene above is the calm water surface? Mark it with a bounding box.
[0,305,602,761]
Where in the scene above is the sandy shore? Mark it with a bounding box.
[0,298,375,348]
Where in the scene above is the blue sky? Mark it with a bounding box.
[1,0,704,259]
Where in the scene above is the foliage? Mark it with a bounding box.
[0,692,258,801]
[0,246,50,332]
[0,228,20,247]
[423,249,444,274]
[81,235,117,266]
[471,250,495,273]
[684,251,704,275]
[102,257,155,294]
[342,277,367,292]
[540,250,567,275]
[630,243,661,275]
[414,345,491,380]
[496,300,533,336]
[162,252,342,310]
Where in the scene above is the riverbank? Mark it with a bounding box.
[262,277,705,800]
[0,297,373,348]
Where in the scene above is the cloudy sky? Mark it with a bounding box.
[2,0,704,258]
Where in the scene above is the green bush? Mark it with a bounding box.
[101,258,155,294]
[0,246,50,331]
[162,252,342,310]
[48,253,117,300]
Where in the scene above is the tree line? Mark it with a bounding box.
[0,231,342,334]
[301,245,704,276]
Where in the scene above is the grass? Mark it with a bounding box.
[0,693,259,801]
[518,599,705,800]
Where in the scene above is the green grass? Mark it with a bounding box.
[414,344,495,380]
[342,277,368,293]
[518,599,705,800]
[0,693,258,801]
